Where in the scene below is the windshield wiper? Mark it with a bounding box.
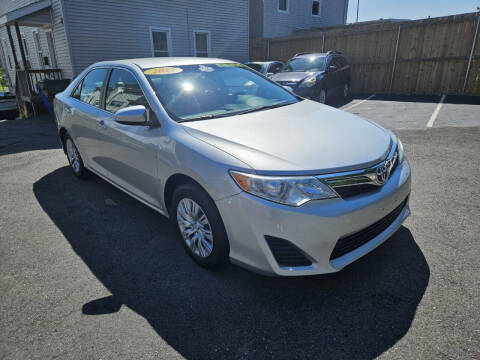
[232,101,297,116]
[179,101,297,122]
[179,113,233,122]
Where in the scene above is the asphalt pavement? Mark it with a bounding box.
[0,96,479,359]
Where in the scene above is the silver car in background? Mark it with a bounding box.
[54,57,411,276]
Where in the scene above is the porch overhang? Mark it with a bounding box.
[0,0,52,28]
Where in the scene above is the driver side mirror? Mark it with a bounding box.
[114,105,148,125]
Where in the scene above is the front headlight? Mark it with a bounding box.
[299,76,316,88]
[230,171,338,206]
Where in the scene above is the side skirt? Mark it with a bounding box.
[87,166,169,218]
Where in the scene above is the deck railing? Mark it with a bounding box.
[15,69,63,117]
[17,69,63,98]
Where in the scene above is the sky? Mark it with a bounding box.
[346,0,480,23]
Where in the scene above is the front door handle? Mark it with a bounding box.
[65,107,72,114]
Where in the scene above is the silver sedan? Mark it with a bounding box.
[54,57,411,276]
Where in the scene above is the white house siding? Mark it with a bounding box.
[52,0,73,79]
[62,0,249,76]
[260,0,347,38]
[0,0,74,89]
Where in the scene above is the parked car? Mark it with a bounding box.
[54,57,410,276]
[244,61,283,77]
[0,91,19,119]
[270,51,350,103]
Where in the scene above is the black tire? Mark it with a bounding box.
[171,182,229,269]
[316,88,327,104]
[343,82,350,98]
[63,134,88,179]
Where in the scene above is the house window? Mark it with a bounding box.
[312,0,321,16]
[150,27,171,57]
[278,0,288,12]
[194,31,210,57]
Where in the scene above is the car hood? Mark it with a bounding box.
[181,100,392,174]
[270,71,321,83]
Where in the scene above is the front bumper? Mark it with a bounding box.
[275,81,315,98]
[292,86,315,99]
[216,159,411,276]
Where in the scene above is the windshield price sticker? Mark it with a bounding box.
[216,63,242,68]
[144,67,183,75]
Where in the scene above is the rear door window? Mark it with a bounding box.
[73,68,109,107]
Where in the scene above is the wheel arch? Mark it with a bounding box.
[163,173,212,216]
[59,127,68,154]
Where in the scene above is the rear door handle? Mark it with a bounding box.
[98,120,107,131]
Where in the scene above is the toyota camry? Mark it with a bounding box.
[54,57,411,276]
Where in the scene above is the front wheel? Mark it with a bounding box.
[343,83,350,98]
[317,89,327,104]
[171,183,229,269]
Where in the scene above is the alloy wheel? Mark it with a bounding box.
[177,198,214,258]
[66,138,81,173]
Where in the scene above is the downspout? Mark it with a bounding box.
[343,0,349,24]
[59,0,76,77]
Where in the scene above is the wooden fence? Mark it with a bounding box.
[250,12,480,96]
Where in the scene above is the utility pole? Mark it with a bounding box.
[356,0,360,22]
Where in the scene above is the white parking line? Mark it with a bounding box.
[427,94,446,128]
[342,94,376,111]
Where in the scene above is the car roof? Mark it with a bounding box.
[93,57,236,69]
[245,61,281,65]
[293,53,327,59]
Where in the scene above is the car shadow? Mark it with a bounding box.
[0,116,60,156]
[33,167,429,360]
[328,96,353,108]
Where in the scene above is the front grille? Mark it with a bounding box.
[278,81,298,87]
[329,197,408,260]
[334,184,381,198]
[265,236,312,267]
[331,151,400,199]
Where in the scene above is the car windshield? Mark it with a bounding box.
[282,57,326,72]
[145,63,298,121]
[245,63,264,73]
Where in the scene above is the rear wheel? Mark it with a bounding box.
[64,135,88,179]
[343,83,350,98]
[171,183,229,269]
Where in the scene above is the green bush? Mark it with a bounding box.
[0,67,8,92]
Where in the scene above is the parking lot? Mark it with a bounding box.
[1,95,479,359]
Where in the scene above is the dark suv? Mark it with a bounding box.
[270,51,350,103]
